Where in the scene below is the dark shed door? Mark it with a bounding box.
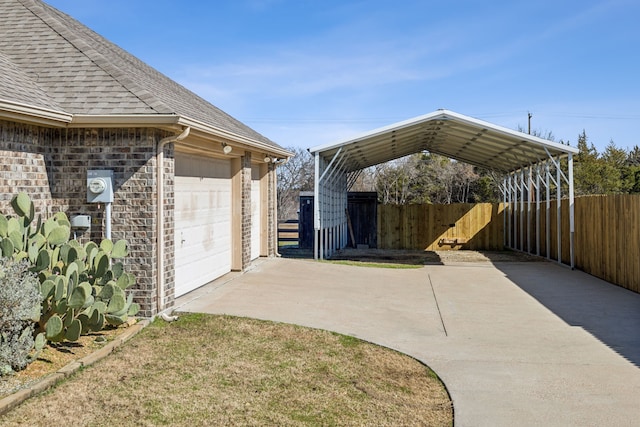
[298,192,314,249]
[347,192,377,248]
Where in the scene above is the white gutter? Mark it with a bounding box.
[69,114,293,159]
[69,114,181,127]
[0,98,72,125]
[156,126,190,314]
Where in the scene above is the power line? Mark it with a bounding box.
[244,112,640,124]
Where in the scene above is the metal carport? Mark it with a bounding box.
[309,109,579,267]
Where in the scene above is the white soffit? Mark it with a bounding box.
[309,109,579,173]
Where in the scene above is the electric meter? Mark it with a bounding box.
[88,177,107,194]
[87,170,114,203]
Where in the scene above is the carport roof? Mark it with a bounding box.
[309,109,578,173]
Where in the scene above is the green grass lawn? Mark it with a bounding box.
[1,314,452,426]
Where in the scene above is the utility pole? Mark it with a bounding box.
[527,112,532,135]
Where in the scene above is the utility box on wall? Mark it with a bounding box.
[87,170,114,203]
[70,214,91,231]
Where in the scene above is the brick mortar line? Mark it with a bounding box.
[0,319,150,416]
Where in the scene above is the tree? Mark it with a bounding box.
[371,153,484,205]
[627,145,640,166]
[470,171,502,203]
[276,147,314,220]
[420,154,470,204]
[348,167,377,192]
[573,131,636,195]
[574,130,604,195]
[374,156,420,204]
[626,146,640,193]
[601,140,629,193]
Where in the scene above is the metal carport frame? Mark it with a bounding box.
[309,109,579,267]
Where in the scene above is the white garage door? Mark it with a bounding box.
[251,165,261,261]
[174,154,231,297]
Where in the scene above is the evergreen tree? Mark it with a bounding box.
[601,140,627,193]
[573,130,602,195]
[625,146,640,193]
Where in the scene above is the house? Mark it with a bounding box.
[0,0,292,316]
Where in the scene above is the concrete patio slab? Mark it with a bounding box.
[175,257,640,427]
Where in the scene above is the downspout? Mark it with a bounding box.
[156,127,190,315]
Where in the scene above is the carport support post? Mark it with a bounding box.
[557,156,562,264]
[520,169,525,252]
[507,176,512,249]
[527,166,532,254]
[535,165,541,256]
[568,153,575,268]
[546,162,551,260]
[314,151,320,260]
[503,177,507,249]
[512,173,517,248]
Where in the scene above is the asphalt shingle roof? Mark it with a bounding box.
[0,0,280,148]
[0,50,62,111]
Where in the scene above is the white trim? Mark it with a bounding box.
[0,98,72,124]
[70,114,180,126]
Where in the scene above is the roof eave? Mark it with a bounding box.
[0,98,72,127]
[69,114,181,128]
[69,114,293,159]
[177,116,293,159]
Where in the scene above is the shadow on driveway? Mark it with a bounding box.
[494,262,640,367]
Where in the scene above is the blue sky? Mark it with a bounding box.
[46,0,640,153]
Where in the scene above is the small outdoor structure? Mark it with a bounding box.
[298,192,377,250]
[309,109,579,267]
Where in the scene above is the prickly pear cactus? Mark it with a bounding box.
[0,193,140,344]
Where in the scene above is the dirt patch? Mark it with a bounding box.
[0,326,128,399]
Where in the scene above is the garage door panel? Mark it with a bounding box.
[175,156,232,297]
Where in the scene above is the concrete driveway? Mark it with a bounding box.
[175,257,640,426]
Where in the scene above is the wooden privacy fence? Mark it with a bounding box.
[504,195,640,293]
[574,195,640,293]
[378,195,640,294]
[378,203,505,251]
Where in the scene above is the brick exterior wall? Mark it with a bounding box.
[162,143,175,311]
[241,152,252,269]
[0,120,55,217]
[0,120,167,317]
[51,128,165,317]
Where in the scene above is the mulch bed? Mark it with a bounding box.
[0,325,128,399]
